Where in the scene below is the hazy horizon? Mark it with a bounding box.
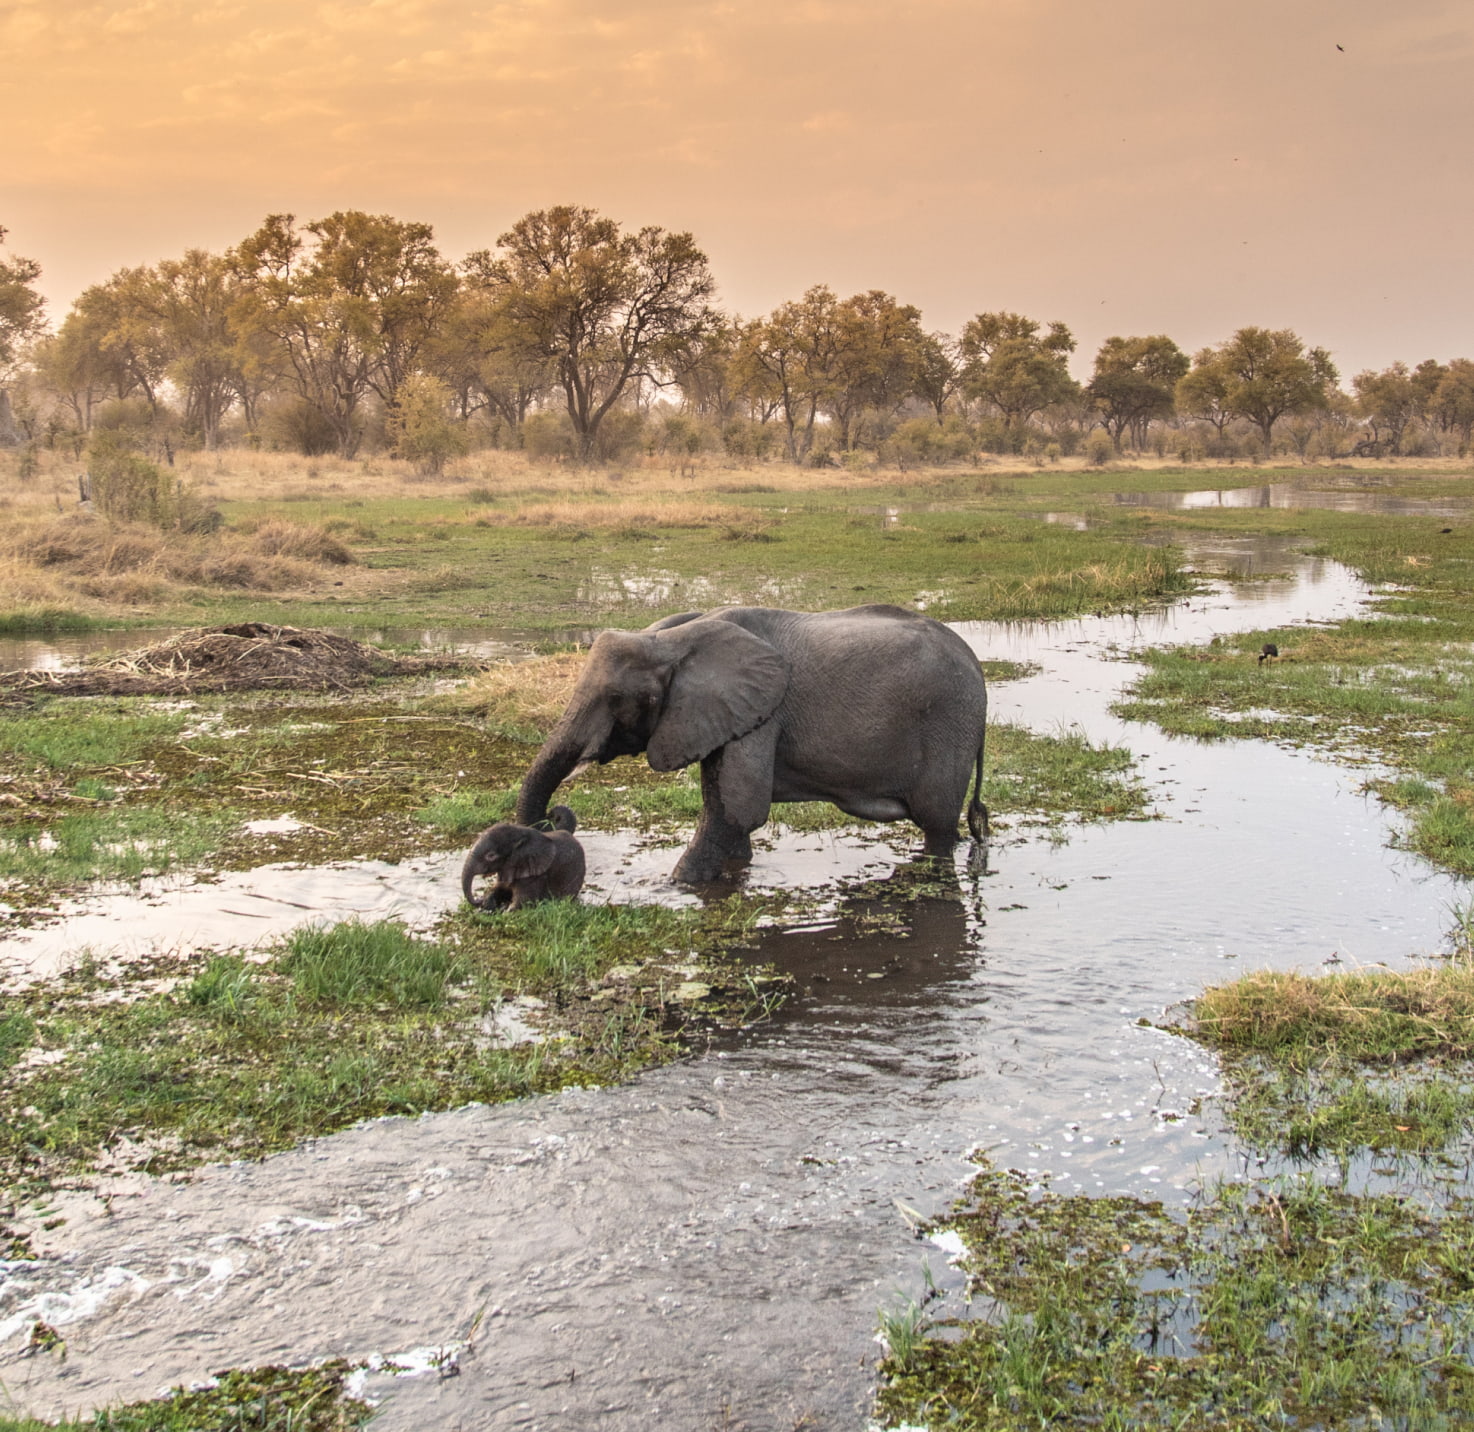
[8,0,1472,379]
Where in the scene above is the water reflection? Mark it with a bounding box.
[1111,482,1470,517]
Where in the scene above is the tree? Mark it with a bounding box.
[429,268,555,434]
[912,331,964,424]
[1353,362,1420,454]
[1187,327,1337,454]
[479,205,717,462]
[109,250,244,449]
[668,317,743,422]
[0,226,46,446]
[824,290,928,449]
[1431,359,1474,450]
[1087,335,1189,450]
[229,212,457,457]
[52,271,171,419]
[960,311,1078,435]
[730,287,842,463]
[1175,351,1235,439]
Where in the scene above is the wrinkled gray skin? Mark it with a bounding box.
[462,805,585,911]
[517,605,988,883]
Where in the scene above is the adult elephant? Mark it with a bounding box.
[516,604,988,883]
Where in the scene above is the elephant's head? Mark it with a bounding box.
[462,822,558,907]
[516,616,789,827]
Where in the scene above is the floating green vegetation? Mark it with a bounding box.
[0,904,768,1188]
[876,1163,1474,1431]
[0,1362,370,1431]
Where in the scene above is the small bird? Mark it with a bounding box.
[1336,43,1345,51]
[1258,643,1279,664]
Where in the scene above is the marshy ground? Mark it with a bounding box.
[0,448,1472,1428]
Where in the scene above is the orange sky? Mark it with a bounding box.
[6,0,1473,378]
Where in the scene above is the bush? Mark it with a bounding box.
[881,416,976,469]
[720,418,780,461]
[85,433,219,532]
[523,410,577,461]
[387,375,471,475]
[1083,430,1115,467]
[248,520,354,565]
[263,398,341,457]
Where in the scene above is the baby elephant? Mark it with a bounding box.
[461,805,585,911]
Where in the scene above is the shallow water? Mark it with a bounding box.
[1110,481,1470,517]
[2,537,1469,1429]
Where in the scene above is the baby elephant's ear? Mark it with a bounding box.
[504,830,557,883]
[647,619,789,772]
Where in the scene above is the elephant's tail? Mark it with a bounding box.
[965,731,990,843]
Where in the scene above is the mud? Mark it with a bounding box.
[2,534,1469,1429]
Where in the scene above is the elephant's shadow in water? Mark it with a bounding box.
[724,856,989,1020]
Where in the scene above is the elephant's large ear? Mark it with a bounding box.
[504,831,557,883]
[646,620,788,772]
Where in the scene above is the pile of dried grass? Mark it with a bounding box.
[1,623,467,697]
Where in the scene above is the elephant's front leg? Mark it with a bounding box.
[672,721,778,883]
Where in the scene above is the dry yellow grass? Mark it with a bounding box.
[0,510,366,612]
[447,652,586,736]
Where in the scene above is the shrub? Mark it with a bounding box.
[523,409,577,461]
[85,433,219,532]
[1083,430,1115,467]
[387,374,471,475]
[248,519,354,565]
[263,397,340,457]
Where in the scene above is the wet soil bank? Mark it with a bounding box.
[2,536,1468,1429]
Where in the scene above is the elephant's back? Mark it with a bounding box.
[766,608,986,793]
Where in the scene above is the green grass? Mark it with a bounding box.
[1192,962,1474,1063]
[419,721,1151,844]
[0,607,102,636]
[1186,956,1474,1164]
[0,1363,370,1430]
[279,918,463,1006]
[0,701,192,769]
[0,904,768,1186]
[211,490,1193,631]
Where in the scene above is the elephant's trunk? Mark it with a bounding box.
[461,851,486,908]
[516,730,587,828]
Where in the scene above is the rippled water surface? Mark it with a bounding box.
[2,537,1468,1429]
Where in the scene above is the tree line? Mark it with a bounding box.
[2,207,1473,470]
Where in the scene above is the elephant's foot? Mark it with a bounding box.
[921,829,959,860]
[673,831,753,884]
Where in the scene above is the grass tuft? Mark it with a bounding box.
[279,918,463,1008]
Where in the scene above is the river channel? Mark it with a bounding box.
[1,535,1467,1430]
